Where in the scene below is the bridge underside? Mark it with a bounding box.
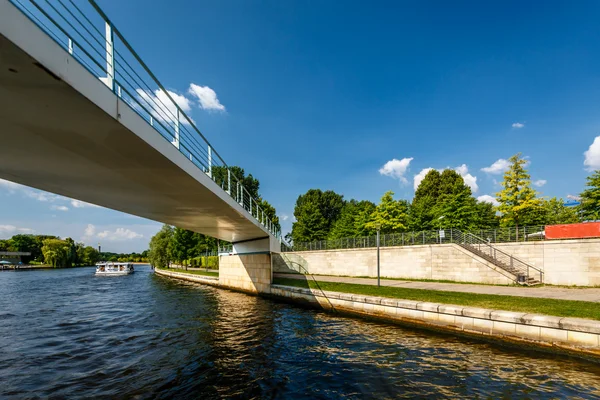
[0,18,272,247]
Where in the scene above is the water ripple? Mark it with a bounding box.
[0,266,599,399]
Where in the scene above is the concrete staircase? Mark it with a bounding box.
[454,230,542,285]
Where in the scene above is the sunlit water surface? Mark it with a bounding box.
[1,266,599,399]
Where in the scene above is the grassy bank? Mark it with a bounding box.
[273,277,600,321]
[157,267,218,278]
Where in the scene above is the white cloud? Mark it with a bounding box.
[533,179,547,187]
[84,224,96,238]
[413,167,435,190]
[584,136,600,171]
[379,157,413,184]
[567,194,581,201]
[136,88,193,126]
[281,214,289,221]
[188,84,226,111]
[512,122,525,129]
[0,179,20,193]
[51,205,69,212]
[71,199,100,209]
[97,228,143,241]
[481,158,511,174]
[455,164,478,193]
[0,225,34,237]
[477,195,499,206]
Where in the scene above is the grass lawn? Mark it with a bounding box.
[273,277,600,321]
[157,267,218,278]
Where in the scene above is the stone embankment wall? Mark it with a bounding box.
[274,239,600,286]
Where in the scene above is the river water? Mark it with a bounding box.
[1,265,599,399]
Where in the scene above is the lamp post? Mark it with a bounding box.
[375,222,381,287]
[438,216,445,244]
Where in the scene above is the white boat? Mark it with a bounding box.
[95,262,134,275]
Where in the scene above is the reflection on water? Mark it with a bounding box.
[0,266,599,399]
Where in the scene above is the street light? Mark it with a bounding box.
[375,222,381,287]
[438,216,445,244]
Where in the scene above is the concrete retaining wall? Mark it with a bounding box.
[274,239,600,286]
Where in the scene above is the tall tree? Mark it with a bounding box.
[496,153,542,230]
[579,170,600,221]
[433,170,478,230]
[171,228,197,263]
[291,189,344,243]
[410,170,442,231]
[212,165,260,200]
[258,199,281,233]
[41,238,69,268]
[148,225,174,268]
[365,191,410,233]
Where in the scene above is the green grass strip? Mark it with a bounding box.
[157,267,218,277]
[273,277,600,321]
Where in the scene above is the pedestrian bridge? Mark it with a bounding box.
[0,0,280,254]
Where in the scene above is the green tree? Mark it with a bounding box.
[291,189,344,243]
[473,201,499,229]
[543,197,579,225]
[328,200,376,239]
[170,227,196,263]
[212,165,260,200]
[579,170,600,221]
[433,170,478,230]
[9,234,38,263]
[292,200,328,242]
[0,239,13,252]
[148,225,174,268]
[258,198,281,233]
[410,170,441,231]
[77,245,100,266]
[354,201,378,237]
[496,153,542,231]
[365,191,410,233]
[41,238,69,267]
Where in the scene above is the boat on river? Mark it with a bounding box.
[95,262,134,276]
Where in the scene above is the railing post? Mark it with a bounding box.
[103,22,114,92]
[207,146,212,178]
[173,108,180,149]
[227,169,231,195]
[68,38,73,55]
[249,196,252,216]
[240,186,243,206]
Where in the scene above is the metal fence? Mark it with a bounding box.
[284,226,546,252]
[11,0,281,239]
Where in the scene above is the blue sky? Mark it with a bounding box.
[2,0,600,252]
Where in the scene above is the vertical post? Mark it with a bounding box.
[173,108,180,149]
[104,22,114,91]
[207,146,212,178]
[249,196,252,215]
[377,229,380,287]
[150,116,154,126]
[68,38,73,55]
[227,169,231,195]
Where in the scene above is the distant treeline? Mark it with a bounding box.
[0,234,149,267]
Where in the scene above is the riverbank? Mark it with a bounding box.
[154,268,600,359]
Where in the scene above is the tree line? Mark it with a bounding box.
[0,234,152,267]
[0,234,100,267]
[289,153,599,244]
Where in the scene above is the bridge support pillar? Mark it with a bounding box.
[219,253,272,294]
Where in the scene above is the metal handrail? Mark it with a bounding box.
[10,0,281,239]
[452,230,543,283]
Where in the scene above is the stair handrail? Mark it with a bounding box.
[453,229,543,283]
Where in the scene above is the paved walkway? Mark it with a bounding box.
[273,273,600,302]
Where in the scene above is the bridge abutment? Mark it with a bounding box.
[219,253,272,294]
